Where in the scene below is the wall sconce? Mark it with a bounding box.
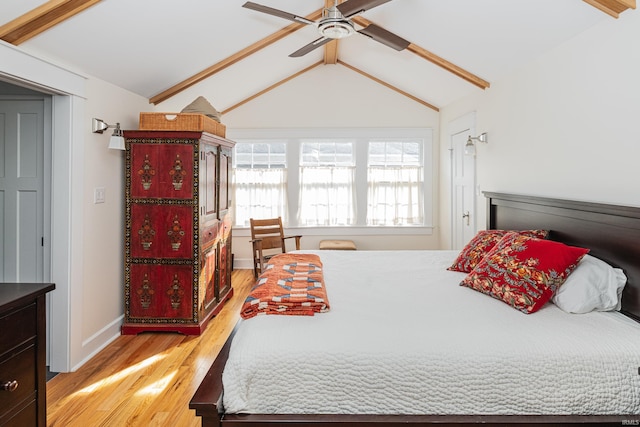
[464,132,488,156]
[92,118,125,150]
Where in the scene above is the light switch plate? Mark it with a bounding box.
[94,187,106,204]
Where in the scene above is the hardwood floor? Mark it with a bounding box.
[47,269,255,427]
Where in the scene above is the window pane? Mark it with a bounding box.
[368,140,422,166]
[300,140,354,166]
[367,140,424,225]
[298,166,355,226]
[299,140,355,226]
[232,141,288,226]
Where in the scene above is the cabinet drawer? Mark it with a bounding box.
[0,304,36,356]
[201,222,220,247]
[0,344,36,421]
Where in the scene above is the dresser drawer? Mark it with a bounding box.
[0,344,37,422]
[0,303,36,356]
[0,397,37,427]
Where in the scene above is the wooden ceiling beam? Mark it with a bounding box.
[0,0,101,45]
[405,43,490,90]
[150,8,323,105]
[337,60,439,112]
[323,0,341,65]
[221,61,323,115]
[583,0,635,17]
[221,59,440,115]
[324,40,340,64]
[352,16,490,90]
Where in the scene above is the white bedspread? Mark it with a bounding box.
[222,250,640,415]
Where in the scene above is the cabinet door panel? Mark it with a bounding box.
[219,149,231,214]
[128,264,194,319]
[129,143,195,200]
[130,204,194,259]
[218,241,229,299]
[200,145,218,218]
[200,243,218,313]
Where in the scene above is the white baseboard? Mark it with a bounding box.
[234,257,254,270]
[72,315,124,372]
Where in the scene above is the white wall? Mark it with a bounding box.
[157,64,442,266]
[80,78,148,365]
[438,12,640,248]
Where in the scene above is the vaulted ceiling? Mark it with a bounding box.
[0,0,635,112]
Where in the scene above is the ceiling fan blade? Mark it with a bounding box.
[242,2,315,25]
[289,37,333,57]
[337,0,393,18]
[357,23,410,51]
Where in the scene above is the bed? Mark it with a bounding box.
[190,192,640,426]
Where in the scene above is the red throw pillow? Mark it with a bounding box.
[448,229,549,273]
[460,233,589,314]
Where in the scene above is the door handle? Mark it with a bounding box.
[462,211,470,226]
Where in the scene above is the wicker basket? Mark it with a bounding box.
[139,113,226,137]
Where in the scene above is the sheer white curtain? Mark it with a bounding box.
[298,166,356,226]
[367,165,423,225]
[232,168,287,226]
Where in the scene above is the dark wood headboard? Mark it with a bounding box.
[485,192,640,322]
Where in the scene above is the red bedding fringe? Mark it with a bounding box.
[241,253,330,319]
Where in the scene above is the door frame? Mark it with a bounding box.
[1,42,87,372]
[448,112,477,249]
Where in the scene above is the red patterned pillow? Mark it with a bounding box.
[448,229,549,273]
[460,233,589,314]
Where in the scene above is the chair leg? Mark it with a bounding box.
[254,246,265,278]
[253,262,259,278]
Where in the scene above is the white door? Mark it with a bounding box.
[450,124,476,250]
[0,99,45,282]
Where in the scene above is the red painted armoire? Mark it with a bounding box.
[122,130,234,335]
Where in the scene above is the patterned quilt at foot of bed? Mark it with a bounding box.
[241,253,330,319]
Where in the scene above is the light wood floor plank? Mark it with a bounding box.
[47,269,255,427]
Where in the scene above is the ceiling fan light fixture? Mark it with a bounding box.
[318,20,355,39]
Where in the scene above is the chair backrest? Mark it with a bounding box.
[250,217,286,252]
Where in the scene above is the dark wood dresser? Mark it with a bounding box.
[0,283,55,427]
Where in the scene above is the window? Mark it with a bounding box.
[298,141,356,226]
[367,141,423,226]
[229,128,433,229]
[232,141,287,227]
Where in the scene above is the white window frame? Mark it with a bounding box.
[228,127,434,237]
[232,140,288,227]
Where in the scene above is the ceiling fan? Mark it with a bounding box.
[242,0,410,57]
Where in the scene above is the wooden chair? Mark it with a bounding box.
[250,217,302,278]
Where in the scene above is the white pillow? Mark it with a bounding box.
[552,254,626,314]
